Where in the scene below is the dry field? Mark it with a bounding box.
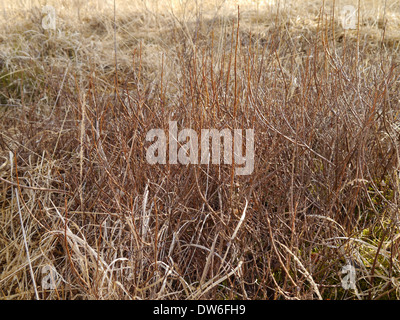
[1,0,400,299]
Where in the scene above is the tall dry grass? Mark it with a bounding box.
[1,0,400,299]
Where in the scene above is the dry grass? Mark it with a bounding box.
[1,0,400,300]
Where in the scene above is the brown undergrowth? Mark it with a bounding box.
[1,0,400,299]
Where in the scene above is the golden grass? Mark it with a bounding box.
[1,0,400,300]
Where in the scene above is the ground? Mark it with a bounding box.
[1,0,400,300]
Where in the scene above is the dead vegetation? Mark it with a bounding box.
[1,0,400,299]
